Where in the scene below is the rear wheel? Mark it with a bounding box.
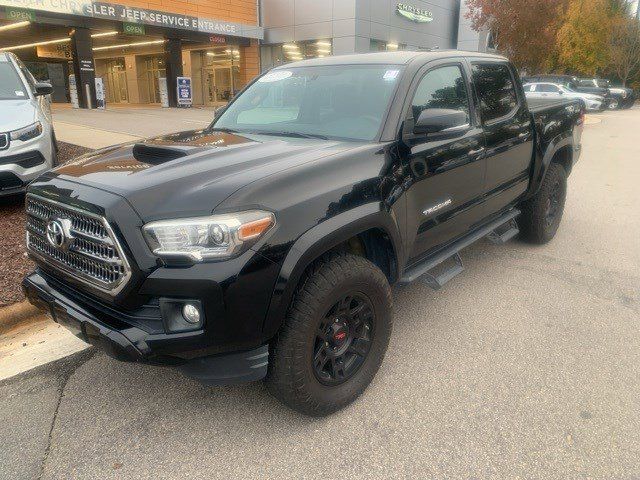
[607,98,620,110]
[266,253,392,416]
[518,162,567,244]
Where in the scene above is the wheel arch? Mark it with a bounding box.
[261,202,403,339]
[528,130,574,198]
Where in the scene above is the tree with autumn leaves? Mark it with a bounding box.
[465,0,640,86]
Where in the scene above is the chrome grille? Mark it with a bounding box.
[25,195,131,294]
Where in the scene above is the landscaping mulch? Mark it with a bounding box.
[0,142,92,307]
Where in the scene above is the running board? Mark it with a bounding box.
[399,209,520,288]
[487,218,520,245]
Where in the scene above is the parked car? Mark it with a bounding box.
[0,52,57,197]
[523,82,605,111]
[23,51,584,416]
[523,74,612,107]
[577,78,635,110]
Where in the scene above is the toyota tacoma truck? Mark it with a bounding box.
[23,51,583,416]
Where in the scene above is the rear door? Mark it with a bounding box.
[470,61,534,215]
[400,60,487,262]
[537,83,563,98]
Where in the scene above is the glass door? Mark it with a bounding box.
[104,58,128,103]
[201,48,238,106]
[143,56,165,104]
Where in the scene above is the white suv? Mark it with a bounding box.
[0,52,57,197]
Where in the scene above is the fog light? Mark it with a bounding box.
[182,303,201,324]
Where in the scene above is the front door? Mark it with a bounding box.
[401,62,488,262]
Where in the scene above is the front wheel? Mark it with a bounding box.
[266,253,393,416]
[607,98,620,110]
[518,162,567,244]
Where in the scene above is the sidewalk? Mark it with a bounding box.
[52,104,214,149]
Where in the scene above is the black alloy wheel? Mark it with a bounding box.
[266,252,393,416]
[544,177,562,228]
[313,293,374,385]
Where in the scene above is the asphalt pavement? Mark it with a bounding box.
[1,107,639,479]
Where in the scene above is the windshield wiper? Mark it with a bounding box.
[252,131,330,140]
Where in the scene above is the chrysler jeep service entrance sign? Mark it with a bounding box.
[396,3,433,23]
[0,0,263,38]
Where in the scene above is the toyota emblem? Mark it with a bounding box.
[46,219,66,248]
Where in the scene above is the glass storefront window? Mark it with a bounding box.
[199,46,241,105]
[261,40,332,69]
[370,40,406,52]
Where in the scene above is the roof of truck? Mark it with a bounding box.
[273,50,507,68]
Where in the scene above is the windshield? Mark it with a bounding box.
[0,61,28,100]
[212,65,404,141]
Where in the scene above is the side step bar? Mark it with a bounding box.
[399,209,520,289]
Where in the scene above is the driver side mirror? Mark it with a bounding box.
[34,82,53,96]
[557,90,564,95]
[413,108,469,136]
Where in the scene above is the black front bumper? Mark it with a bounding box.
[22,271,269,384]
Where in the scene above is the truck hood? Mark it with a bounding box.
[48,129,358,221]
[0,99,35,132]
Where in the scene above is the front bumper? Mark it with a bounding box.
[22,270,269,384]
[0,133,53,196]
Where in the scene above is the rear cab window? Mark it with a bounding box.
[471,63,519,123]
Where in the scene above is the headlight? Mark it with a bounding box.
[10,121,43,142]
[143,210,275,262]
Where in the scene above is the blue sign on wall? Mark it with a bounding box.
[177,77,192,107]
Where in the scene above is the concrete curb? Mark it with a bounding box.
[0,300,42,336]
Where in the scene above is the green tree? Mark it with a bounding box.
[556,0,633,76]
[465,0,570,73]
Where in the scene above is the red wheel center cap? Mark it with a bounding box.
[334,331,347,342]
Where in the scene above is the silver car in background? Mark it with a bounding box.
[0,52,57,197]
[523,82,605,112]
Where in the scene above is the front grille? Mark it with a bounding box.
[0,151,46,168]
[0,172,23,190]
[0,133,8,150]
[26,194,131,294]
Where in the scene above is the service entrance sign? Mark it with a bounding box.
[176,77,192,107]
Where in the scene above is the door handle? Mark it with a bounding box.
[468,147,485,156]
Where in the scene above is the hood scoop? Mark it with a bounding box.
[132,143,189,165]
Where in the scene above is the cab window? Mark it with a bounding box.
[471,63,518,123]
[410,65,470,123]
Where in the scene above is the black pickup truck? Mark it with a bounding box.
[23,51,584,416]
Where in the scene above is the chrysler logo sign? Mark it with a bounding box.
[396,3,433,23]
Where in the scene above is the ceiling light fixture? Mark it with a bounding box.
[0,21,30,32]
[91,31,118,38]
[0,37,70,51]
[92,39,166,51]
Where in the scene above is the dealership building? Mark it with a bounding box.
[0,0,485,108]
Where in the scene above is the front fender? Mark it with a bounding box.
[261,202,403,339]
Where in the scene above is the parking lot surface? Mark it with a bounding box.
[1,108,639,479]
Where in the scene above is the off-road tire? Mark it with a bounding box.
[266,252,393,416]
[518,162,567,244]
